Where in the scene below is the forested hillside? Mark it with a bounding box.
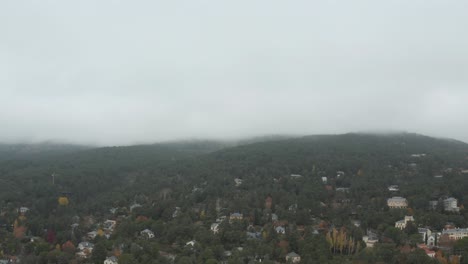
[1,133,468,263]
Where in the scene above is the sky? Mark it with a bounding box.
[1,1,468,146]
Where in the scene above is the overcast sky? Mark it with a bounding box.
[1,1,468,145]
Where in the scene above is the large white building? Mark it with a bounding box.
[387,197,408,208]
[442,228,468,240]
[443,197,459,212]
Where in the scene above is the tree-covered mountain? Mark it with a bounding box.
[1,132,468,263]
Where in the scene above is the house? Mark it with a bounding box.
[395,216,414,230]
[76,251,89,259]
[363,229,379,248]
[442,228,468,240]
[321,177,328,184]
[129,203,142,212]
[288,204,298,212]
[172,207,181,218]
[285,252,301,263]
[336,187,350,193]
[211,223,220,234]
[246,231,261,240]
[78,242,94,251]
[140,229,155,239]
[229,213,243,222]
[104,256,118,264]
[290,174,302,179]
[427,234,439,247]
[388,185,399,192]
[337,171,345,178]
[411,154,426,158]
[18,207,29,214]
[275,226,286,234]
[186,240,196,246]
[387,197,408,208]
[351,220,361,227]
[418,228,432,242]
[271,213,279,222]
[234,178,243,187]
[417,244,435,258]
[103,220,116,231]
[429,200,439,210]
[443,197,459,212]
[216,216,227,223]
[87,231,98,240]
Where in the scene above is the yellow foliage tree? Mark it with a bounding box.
[58,196,69,206]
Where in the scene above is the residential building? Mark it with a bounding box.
[78,242,94,251]
[395,216,414,230]
[234,178,243,187]
[417,244,435,258]
[18,207,29,214]
[363,229,379,248]
[129,203,142,212]
[442,228,468,240]
[271,213,279,222]
[275,226,286,234]
[428,201,439,210]
[104,256,118,264]
[418,228,432,242]
[229,213,243,222]
[388,185,399,192]
[103,220,116,231]
[387,197,408,208]
[286,252,301,263]
[444,197,459,212]
[290,174,302,179]
[87,231,98,240]
[211,223,220,234]
[140,229,155,239]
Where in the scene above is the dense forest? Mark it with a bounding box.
[1,133,468,264]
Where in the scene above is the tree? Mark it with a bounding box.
[91,241,107,264]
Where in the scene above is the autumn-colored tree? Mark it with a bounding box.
[62,241,75,254]
[326,227,359,255]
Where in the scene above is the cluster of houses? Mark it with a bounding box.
[381,193,468,259]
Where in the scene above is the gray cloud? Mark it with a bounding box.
[1,1,468,145]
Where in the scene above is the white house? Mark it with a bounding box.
[78,242,94,251]
[129,203,142,212]
[18,207,29,214]
[275,226,286,234]
[186,240,196,247]
[104,256,118,264]
[140,229,155,239]
[271,213,279,222]
[388,185,399,192]
[87,231,98,240]
[285,252,301,263]
[234,178,243,186]
[321,177,328,184]
[211,223,220,234]
[443,197,459,212]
